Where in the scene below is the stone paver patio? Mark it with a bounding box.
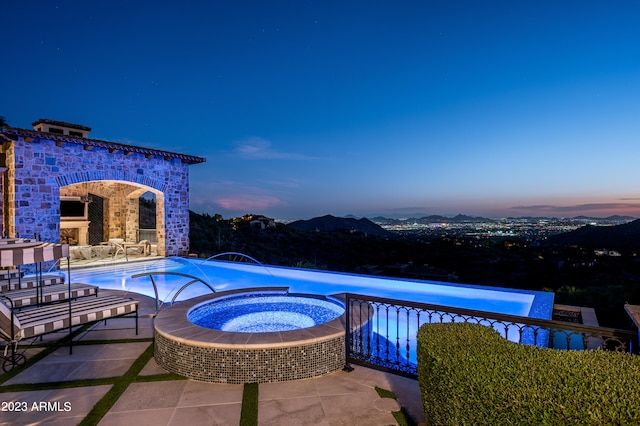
[0,291,424,425]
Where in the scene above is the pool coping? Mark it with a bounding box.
[154,287,347,349]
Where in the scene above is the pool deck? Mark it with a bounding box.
[61,251,165,269]
[0,290,425,425]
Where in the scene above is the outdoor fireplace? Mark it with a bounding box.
[59,196,90,245]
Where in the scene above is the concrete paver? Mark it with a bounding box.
[170,404,243,426]
[109,381,190,412]
[0,385,112,426]
[99,407,175,426]
[3,342,150,385]
[1,289,425,425]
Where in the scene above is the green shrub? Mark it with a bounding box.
[417,323,640,425]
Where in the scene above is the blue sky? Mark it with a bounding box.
[3,1,640,219]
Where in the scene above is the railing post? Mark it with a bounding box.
[343,293,354,372]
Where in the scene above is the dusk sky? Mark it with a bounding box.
[3,1,640,219]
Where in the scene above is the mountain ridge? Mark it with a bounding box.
[369,214,637,224]
[287,214,392,237]
[545,218,640,252]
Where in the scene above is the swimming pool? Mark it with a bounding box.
[65,257,553,381]
[65,256,553,320]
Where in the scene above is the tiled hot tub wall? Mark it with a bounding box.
[154,330,345,383]
[153,288,346,384]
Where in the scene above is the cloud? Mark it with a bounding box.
[213,194,287,211]
[255,178,303,188]
[232,137,317,160]
[387,206,430,213]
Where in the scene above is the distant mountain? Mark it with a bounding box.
[603,215,637,222]
[571,215,637,222]
[372,214,494,225]
[545,218,640,252]
[287,215,392,237]
[372,214,637,224]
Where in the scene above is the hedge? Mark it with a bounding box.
[417,322,640,425]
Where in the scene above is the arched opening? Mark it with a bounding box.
[59,181,166,256]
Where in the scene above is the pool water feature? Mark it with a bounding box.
[188,293,345,332]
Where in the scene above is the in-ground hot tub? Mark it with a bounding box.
[153,287,348,383]
[188,291,344,332]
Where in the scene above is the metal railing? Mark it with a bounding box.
[130,271,216,316]
[205,252,264,265]
[344,293,638,379]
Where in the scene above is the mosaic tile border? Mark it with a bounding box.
[155,332,345,383]
[153,288,346,383]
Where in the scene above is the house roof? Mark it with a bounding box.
[32,118,92,131]
[0,126,206,165]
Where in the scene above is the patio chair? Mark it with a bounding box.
[1,273,99,308]
[124,240,151,256]
[1,282,99,308]
[1,273,63,292]
[0,294,139,371]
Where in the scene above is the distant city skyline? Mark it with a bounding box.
[3,2,640,220]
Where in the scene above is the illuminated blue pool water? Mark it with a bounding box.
[188,293,345,332]
[65,256,553,320]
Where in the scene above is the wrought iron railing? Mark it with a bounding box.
[344,293,638,379]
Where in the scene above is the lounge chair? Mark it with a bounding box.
[0,294,139,371]
[0,240,139,371]
[1,274,63,292]
[0,269,22,282]
[1,283,99,308]
[1,273,98,308]
[124,240,151,256]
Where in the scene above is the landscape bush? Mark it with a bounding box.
[417,322,640,425]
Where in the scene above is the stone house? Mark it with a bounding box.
[0,119,206,256]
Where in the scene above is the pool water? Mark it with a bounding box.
[65,256,553,320]
[188,293,345,332]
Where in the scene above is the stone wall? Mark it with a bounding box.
[7,135,194,256]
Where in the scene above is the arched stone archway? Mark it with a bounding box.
[55,170,169,193]
[0,122,205,257]
[59,180,167,255]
